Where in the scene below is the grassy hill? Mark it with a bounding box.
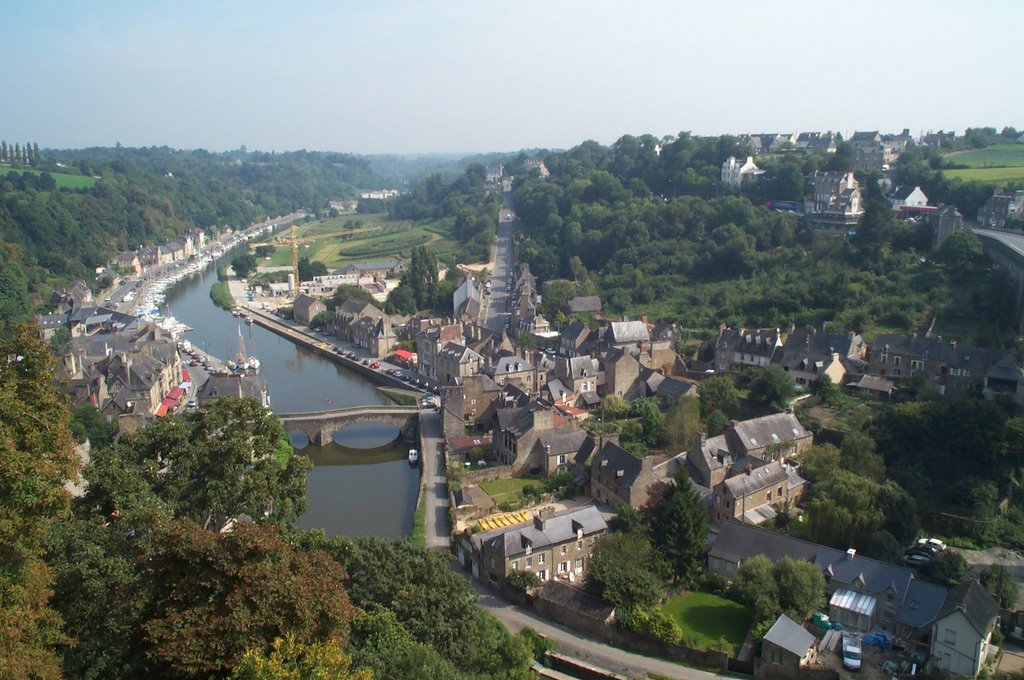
[0,166,96,189]
[944,144,1024,185]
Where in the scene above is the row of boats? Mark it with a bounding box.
[126,217,299,374]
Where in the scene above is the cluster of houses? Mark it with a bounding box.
[115,227,208,275]
[737,128,916,169]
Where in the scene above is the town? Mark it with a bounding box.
[18,123,1024,680]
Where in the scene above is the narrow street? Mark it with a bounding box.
[418,410,451,549]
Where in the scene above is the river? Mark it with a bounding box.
[161,249,420,538]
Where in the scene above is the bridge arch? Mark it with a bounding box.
[279,405,420,447]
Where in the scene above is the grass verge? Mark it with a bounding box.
[210,281,235,310]
[381,389,416,406]
[407,478,427,546]
[659,591,753,657]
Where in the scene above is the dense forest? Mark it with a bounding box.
[512,133,1014,342]
[0,146,383,326]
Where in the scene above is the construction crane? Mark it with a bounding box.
[290,225,299,290]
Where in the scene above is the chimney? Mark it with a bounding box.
[846,548,857,560]
[533,515,546,531]
[695,431,706,451]
[745,464,753,476]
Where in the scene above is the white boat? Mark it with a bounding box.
[408,448,419,464]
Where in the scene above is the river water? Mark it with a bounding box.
[161,251,419,538]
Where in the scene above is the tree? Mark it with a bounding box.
[648,471,709,583]
[773,557,825,622]
[81,397,311,530]
[807,469,884,548]
[505,570,541,592]
[877,480,919,545]
[254,245,276,258]
[602,393,629,419]
[733,555,780,620]
[919,550,970,588]
[980,565,1020,610]
[936,229,984,271]
[347,607,464,680]
[585,532,665,609]
[861,530,903,564]
[144,520,354,678]
[297,256,327,282]
[698,375,740,418]
[232,253,259,279]
[663,396,701,449]
[839,430,884,482]
[747,366,795,411]
[0,325,80,678]
[231,635,370,680]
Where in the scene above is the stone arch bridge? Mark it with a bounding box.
[279,405,419,446]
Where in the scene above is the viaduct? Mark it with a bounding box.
[974,228,1024,330]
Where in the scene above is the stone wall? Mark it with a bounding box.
[461,464,514,484]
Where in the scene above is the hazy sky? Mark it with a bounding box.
[1,1,1019,154]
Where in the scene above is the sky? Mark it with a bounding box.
[0,0,1019,155]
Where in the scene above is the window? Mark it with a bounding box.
[489,558,494,569]
[558,562,567,573]
[526,557,532,568]
[944,628,956,644]
[560,545,567,555]
[511,560,518,570]
[538,554,545,565]
[771,651,781,665]
[575,558,583,570]
[767,490,772,501]
[893,356,901,367]
[577,541,583,550]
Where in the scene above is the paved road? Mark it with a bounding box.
[467,579,738,680]
[418,410,451,549]
[483,183,516,333]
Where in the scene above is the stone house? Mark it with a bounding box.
[199,373,271,409]
[435,342,484,385]
[711,461,805,525]
[559,321,593,357]
[930,204,964,249]
[352,314,396,358]
[331,298,385,341]
[492,403,578,473]
[689,412,813,490]
[416,321,464,381]
[930,579,999,678]
[978,190,1024,229]
[292,293,325,326]
[565,296,602,315]
[758,614,816,676]
[601,348,646,400]
[889,185,929,210]
[772,328,865,388]
[458,505,607,587]
[868,334,1007,396]
[590,441,668,509]
[796,132,837,153]
[117,251,142,276]
[707,326,783,374]
[489,355,542,395]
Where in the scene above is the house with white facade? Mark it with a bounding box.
[721,156,762,189]
[930,579,999,678]
[889,186,929,210]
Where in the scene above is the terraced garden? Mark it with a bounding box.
[251,213,458,269]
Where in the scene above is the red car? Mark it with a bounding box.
[370,361,381,369]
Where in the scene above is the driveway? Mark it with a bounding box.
[466,579,740,680]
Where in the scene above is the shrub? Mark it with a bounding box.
[505,570,541,593]
[623,608,682,645]
[518,628,553,662]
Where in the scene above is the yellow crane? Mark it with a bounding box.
[290,225,299,289]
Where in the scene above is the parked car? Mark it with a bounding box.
[904,553,932,567]
[916,538,947,552]
[842,634,862,671]
[370,361,381,369]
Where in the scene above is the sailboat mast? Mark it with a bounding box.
[237,322,247,362]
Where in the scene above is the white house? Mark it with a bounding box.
[930,580,999,678]
[890,185,929,210]
[721,156,762,189]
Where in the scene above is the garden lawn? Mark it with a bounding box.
[659,592,753,657]
[0,166,96,188]
[478,476,540,503]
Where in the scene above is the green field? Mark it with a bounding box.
[478,477,540,503]
[945,144,1024,168]
[0,166,96,189]
[943,166,1024,185]
[250,213,458,269]
[659,592,754,656]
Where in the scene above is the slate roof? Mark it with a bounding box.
[567,356,600,380]
[775,329,865,372]
[538,429,589,457]
[937,579,999,637]
[763,614,815,658]
[473,505,607,558]
[567,296,602,313]
[292,293,323,315]
[656,377,696,400]
[608,320,650,345]
[710,522,916,601]
[200,373,269,401]
[891,185,922,201]
[494,356,534,374]
[723,462,791,498]
[896,579,949,633]
[728,412,811,453]
[439,342,483,364]
[850,375,895,393]
[562,321,590,344]
[593,441,643,486]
